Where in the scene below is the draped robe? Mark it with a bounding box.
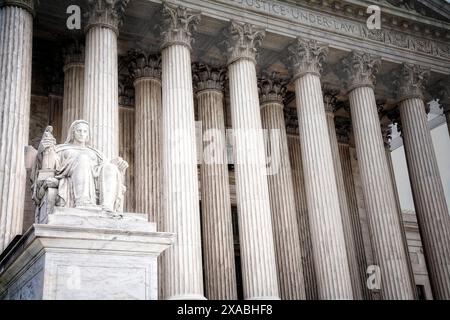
[54,144,105,208]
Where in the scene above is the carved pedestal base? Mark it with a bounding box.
[0,208,174,300]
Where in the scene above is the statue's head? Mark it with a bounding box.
[65,120,90,145]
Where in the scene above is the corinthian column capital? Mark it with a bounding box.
[223,21,265,65]
[322,85,339,114]
[287,38,328,79]
[436,78,450,113]
[380,122,393,149]
[85,0,130,34]
[128,50,161,82]
[160,3,201,50]
[343,51,381,91]
[0,0,35,15]
[192,63,225,93]
[335,117,351,145]
[258,72,288,105]
[63,39,85,69]
[386,107,403,136]
[395,63,430,102]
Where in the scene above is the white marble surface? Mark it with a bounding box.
[0,208,174,300]
[0,4,33,253]
[160,5,204,299]
[349,85,415,299]
[294,73,353,299]
[399,96,450,299]
[48,207,155,233]
[261,101,306,300]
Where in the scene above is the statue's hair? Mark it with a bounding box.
[64,120,91,145]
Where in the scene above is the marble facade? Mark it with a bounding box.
[1,0,450,300]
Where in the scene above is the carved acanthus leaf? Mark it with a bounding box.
[85,0,130,34]
[343,51,381,91]
[258,72,288,105]
[118,75,134,106]
[287,38,328,79]
[395,63,430,101]
[380,121,393,149]
[63,39,85,67]
[436,78,450,113]
[161,3,201,50]
[192,63,226,93]
[335,116,351,145]
[128,50,161,80]
[223,21,265,65]
[322,84,339,114]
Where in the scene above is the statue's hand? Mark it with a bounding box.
[111,157,129,173]
[40,137,56,151]
[44,177,59,188]
[38,126,57,152]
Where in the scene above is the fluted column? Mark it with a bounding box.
[224,21,280,300]
[193,63,237,300]
[160,4,204,300]
[396,63,450,300]
[129,51,162,223]
[259,73,306,300]
[380,121,417,299]
[344,51,414,299]
[83,0,128,159]
[118,106,134,212]
[0,0,34,252]
[287,38,353,299]
[287,135,318,300]
[335,118,373,300]
[62,41,84,137]
[323,92,364,300]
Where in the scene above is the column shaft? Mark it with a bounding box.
[161,43,204,299]
[294,74,353,299]
[287,135,318,299]
[134,77,162,223]
[83,26,118,159]
[198,89,237,300]
[325,113,365,299]
[0,4,33,252]
[261,101,306,300]
[399,98,450,299]
[338,142,373,300]
[349,146,376,269]
[228,59,279,299]
[119,107,135,212]
[62,63,84,137]
[384,143,417,299]
[349,86,414,299]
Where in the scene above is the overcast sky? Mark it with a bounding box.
[392,118,450,214]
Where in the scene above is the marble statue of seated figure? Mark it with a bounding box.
[34,120,128,213]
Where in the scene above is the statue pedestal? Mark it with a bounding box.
[0,208,175,300]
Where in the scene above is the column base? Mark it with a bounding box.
[166,294,207,300]
[247,296,281,300]
[0,208,175,300]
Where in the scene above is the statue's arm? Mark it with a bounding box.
[112,157,129,175]
[31,126,60,206]
[36,126,59,170]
